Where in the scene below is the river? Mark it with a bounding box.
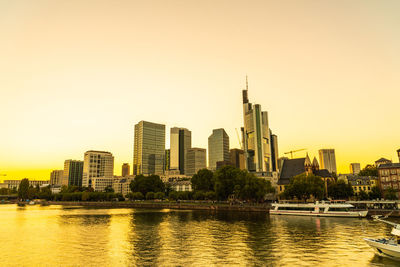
[0,204,397,266]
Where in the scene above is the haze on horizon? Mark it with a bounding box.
[1,0,399,180]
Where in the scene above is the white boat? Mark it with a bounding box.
[364,216,400,260]
[270,201,368,218]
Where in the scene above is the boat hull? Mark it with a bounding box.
[364,238,400,259]
[270,210,368,218]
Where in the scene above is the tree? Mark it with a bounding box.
[191,169,214,191]
[358,190,369,200]
[359,165,378,177]
[205,191,216,200]
[369,186,382,200]
[327,180,353,200]
[154,192,165,200]
[130,175,165,196]
[214,166,244,200]
[18,179,30,200]
[384,188,398,200]
[169,191,178,201]
[104,186,114,193]
[146,192,155,200]
[283,173,325,201]
[193,191,205,200]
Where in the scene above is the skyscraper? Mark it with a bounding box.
[164,149,170,171]
[50,170,64,186]
[349,163,361,175]
[186,148,207,176]
[133,121,165,176]
[170,127,191,174]
[122,163,130,177]
[208,128,229,170]
[82,151,114,191]
[63,160,83,186]
[318,149,337,174]
[241,77,278,172]
[230,149,245,170]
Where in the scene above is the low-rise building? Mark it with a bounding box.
[4,180,50,189]
[169,180,192,192]
[112,175,134,196]
[160,170,190,183]
[378,163,400,198]
[338,175,378,196]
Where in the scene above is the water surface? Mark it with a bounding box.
[0,205,397,266]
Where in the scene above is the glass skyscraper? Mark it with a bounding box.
[208,128,230,170]
[133,121,165,176]
[170,127,191,174]
[63,160,83,187]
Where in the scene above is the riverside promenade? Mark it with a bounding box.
[47,201,270,212]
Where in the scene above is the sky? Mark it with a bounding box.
[1,0,399,180]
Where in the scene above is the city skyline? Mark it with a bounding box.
[1,0,400,180]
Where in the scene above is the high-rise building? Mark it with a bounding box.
[241,77,278,172]
[63,160,83,186]
[186,148,207,176]
[397,149,400,163]
[230,149,245,170]
[208,128,229,170]
[133,121,165,176]
[121,163,130,177]
[82,151,114,191]
[50,170,64,186]
[349,163,361,175]
[170,127,191,174]
[318,149,337,174]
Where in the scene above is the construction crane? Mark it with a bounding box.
[284,149,307,159]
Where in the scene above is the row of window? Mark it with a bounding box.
[380,169,400,176]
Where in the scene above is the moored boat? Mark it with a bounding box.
[365,216,400,260]
[270,201,368,218]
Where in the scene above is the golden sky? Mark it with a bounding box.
[1,0,399,180]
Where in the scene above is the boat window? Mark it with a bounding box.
[329,208,350,212]
[277,207,314,211]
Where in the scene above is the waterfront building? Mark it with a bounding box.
[121,163,130,177]
[164,149,170,171]
[4,180,49,189]
[50,170,64,186]
[133,121,165,176]
[318,149,337,174]
[349,163,361,175]
[208,128,229,170]
[63,160,83,187]
[230,149,246,170]
[216,160,233,170]
[277,155,333,195]
[169,180,192,192]
[241,77,279,172]
[170,127,191,174]
[375,158,392,167]
[186,148,206,176]
[337,175,378,196]
[160,169,190,183]
[112,175,134,196]
[378,163,400,198]
[82,150,114,192]
[398,149,400,162]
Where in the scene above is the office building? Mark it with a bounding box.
[318,149,337,174]
[170,127,191,174]
[230,149,246,170]
[397,149,400,163]
[121,163,130,177]
[349,163,361,175]
[241,77,278,172]
[133,121,165,176]
[4,180,49,189]
[208,129,229,170]
[63,160,83,187]
[82,150,114,191]
[50,170,64,186]
[186,148,207,176]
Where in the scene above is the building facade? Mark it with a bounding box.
[378,163,400,198]
[230,149,246,170]
[170,127,191,174]
[338,175,378,196]
[241,78,278,172]
[82,151,114,191]
[164,149,170,171]
[349,163,361,175]
[318,149,337,174]
[4,180,49,189]
[63,160,83,187]
[375,158,392,167]
[112,175,134,196]
[121,163,130,177]
[133,121,165,176]
[50,170,64,186]
[208,128,229,170]
[186,148,207,176]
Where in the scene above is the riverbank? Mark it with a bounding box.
[47,201,270,212]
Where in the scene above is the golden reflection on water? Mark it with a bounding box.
[0,205,398,266]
